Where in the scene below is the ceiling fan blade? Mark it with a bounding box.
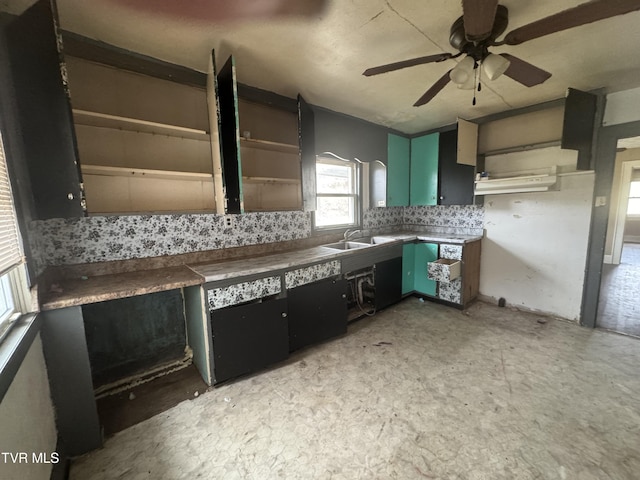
[414,70,452,107]
[363,53,453,77]
[462,0,499,41]
[107,0,327,23]
[500,54,552,87]
[501,0,640,46]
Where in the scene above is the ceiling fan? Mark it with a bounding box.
[363,0,640,107]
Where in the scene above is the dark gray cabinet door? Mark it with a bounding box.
[438,129,475,205]
[211,298,288,384]
[288,278,347,352]
[298,94,316,211]
[562,88,598,170]
[374,257,402,310]
[217,55,243,214]
[4,0,85,219]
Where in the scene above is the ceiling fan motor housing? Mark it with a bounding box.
[449,4,509,61]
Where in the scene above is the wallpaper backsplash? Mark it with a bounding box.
[31,205,484,268]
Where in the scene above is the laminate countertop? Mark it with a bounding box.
[39,231,482,310]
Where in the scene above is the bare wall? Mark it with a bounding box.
[480,147,594,321]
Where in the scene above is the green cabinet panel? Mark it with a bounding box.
[414,242,438,296]
[410,133,439,206]
[387,133,410,207]
[402,243,416,295]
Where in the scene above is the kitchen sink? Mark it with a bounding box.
[355,236,397,245]
[322,241,371,250]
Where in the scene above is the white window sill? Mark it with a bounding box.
[0,313,40,403]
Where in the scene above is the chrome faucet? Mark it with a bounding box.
[343,228,362,241]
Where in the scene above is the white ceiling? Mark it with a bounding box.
[5,0,640,134]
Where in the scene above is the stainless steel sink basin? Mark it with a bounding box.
[353,236,397,245]
[322,241,371,250]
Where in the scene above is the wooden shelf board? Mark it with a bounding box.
[82,164,213,182]
[240,137,299,154]
[73,109,210,141]
[242,176,301,185]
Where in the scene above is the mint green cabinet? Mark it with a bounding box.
[414,242,438,296]
[401,243,415,295]
[402,242,438,296]
[387,134,410,207]
[410,133,439,206]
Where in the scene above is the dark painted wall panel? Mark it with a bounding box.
[313,107,391,164]
[82,290,186,387]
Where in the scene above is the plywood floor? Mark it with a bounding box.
[96,365,207,437]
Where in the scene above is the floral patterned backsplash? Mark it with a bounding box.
[30,211,311,266]
[31,205,484,268]
[403,205,484,234]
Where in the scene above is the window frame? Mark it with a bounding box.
[627,180,640,218]
[313,154,361,232]
[0,266,29,344]
[0,130,30,346]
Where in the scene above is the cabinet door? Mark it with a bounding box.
[410,133,439,206]
[438,129,475,205]
[4,0,85,219]
[288,278,347,352]
[561,88,597,170]
[375,257,402,310]
[387,134,410,207]
[402,243,416,295]
[414,242,438,296]
[211,298,288,383]
[217,55,244,213]
[298,94,316,211]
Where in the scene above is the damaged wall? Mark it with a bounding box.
[480,147,594,321]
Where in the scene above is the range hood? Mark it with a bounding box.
[474,173,557,196]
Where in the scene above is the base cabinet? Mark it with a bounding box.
[375,257,402,310]
[210,297,288,384]
[288,278,348,352]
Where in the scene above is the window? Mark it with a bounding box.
[627,180,640,216]
[314,156,359,229]
[0,132,28,344]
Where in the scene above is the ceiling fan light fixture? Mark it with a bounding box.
[449,55,475,85]
[483,53,510,81]
[457,73,476,90]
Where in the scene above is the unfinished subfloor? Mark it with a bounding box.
[70,298,640,479]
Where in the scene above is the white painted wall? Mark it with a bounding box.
[480,147,595,321]
[0,334,57,480]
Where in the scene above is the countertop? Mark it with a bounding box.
[39,231,482,310]
[40,265,203,311]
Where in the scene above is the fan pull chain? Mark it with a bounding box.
[472,63,480,106]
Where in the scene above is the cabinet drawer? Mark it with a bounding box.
[207,276,281,310]
[427,258,461,283]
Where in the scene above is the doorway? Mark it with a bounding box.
[597,144,640,336]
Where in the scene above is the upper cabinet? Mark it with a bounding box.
[387,134,410,207]
[386,123,477,207]
[410,133,439,206]
[4,0,85,219]
[213,54,306,214]
[561,88,598,170]
[438,129,475,205]
[67,57,215,214]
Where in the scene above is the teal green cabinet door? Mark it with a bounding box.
[387,134,410,207]
[402,243,416,295]
[410,133,439,206]
[414,242,438,296]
